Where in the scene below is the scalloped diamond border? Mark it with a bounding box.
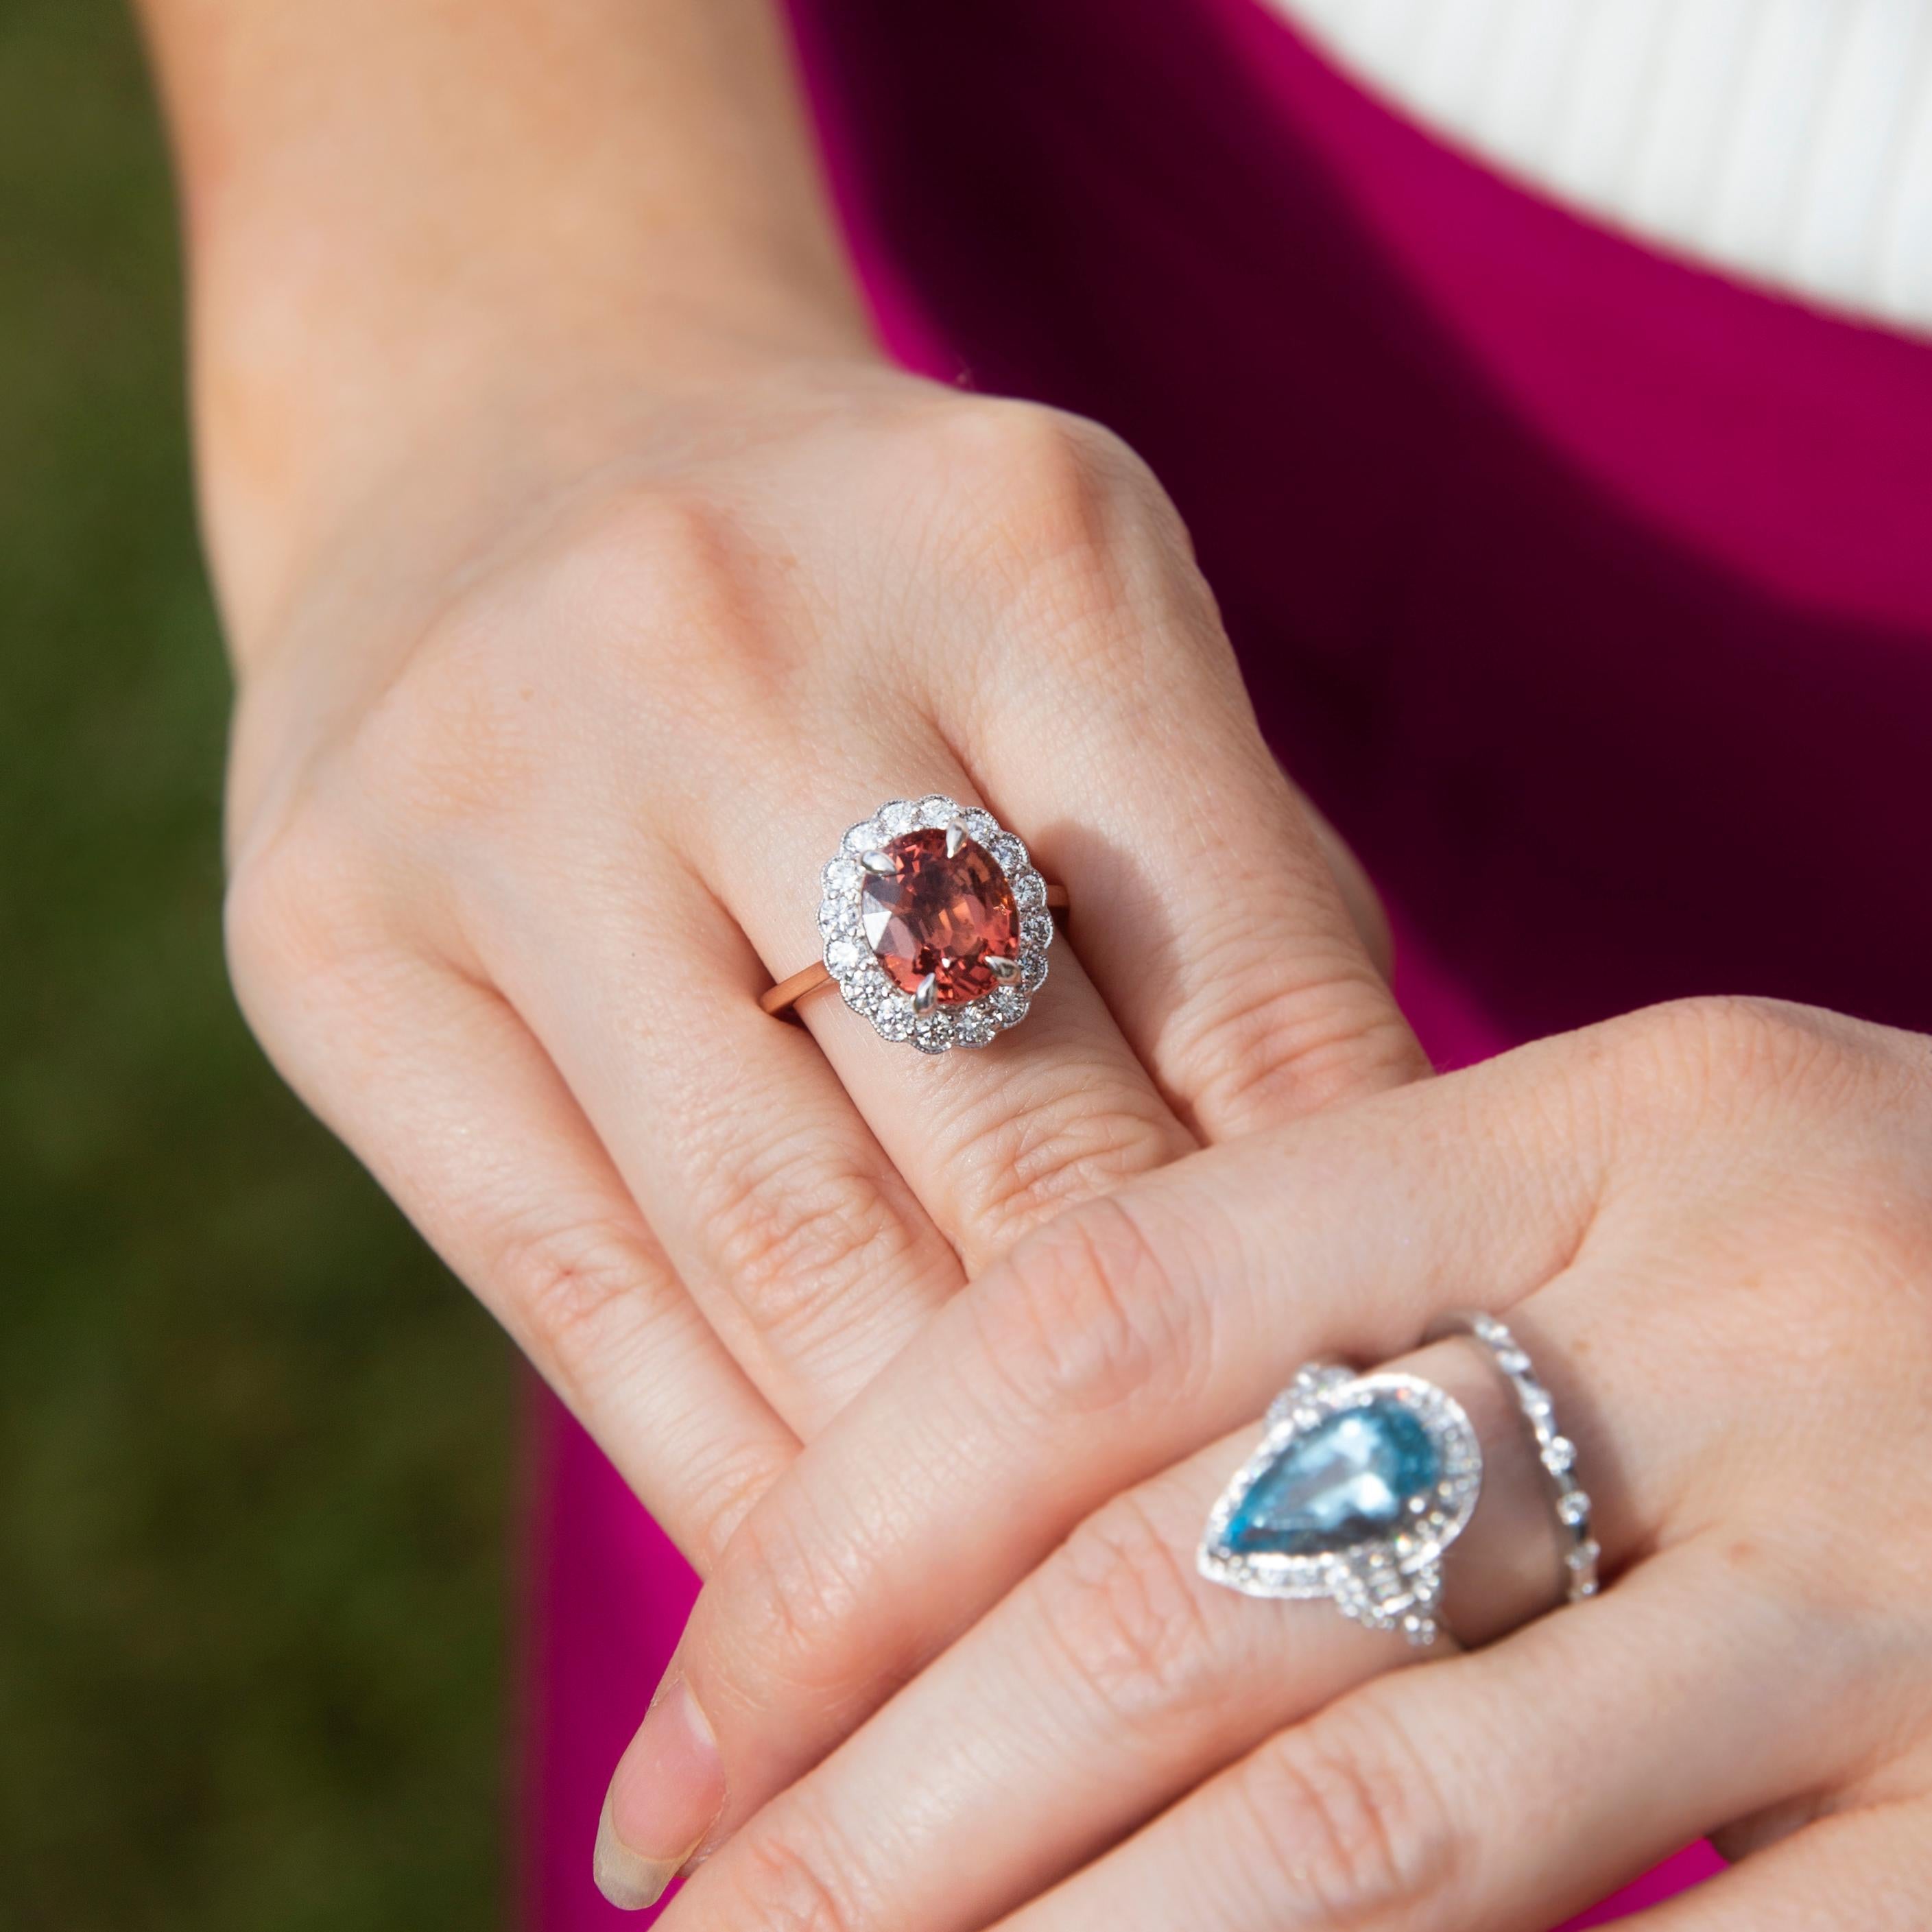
[815,794,1052,1055]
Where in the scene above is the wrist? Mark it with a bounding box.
[195,247,879,661]
[148,0,879,647]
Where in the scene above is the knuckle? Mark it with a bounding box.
[934,396,1125,501]
[496,1214,658,1409]
[561,488,810,715]
[897,396,1217,705]
[944,1073,1180,1260]
[1163,953,1420,1125]
[1606,996,1850,1123]
[1239,1698,1459,1922]
[721,1820,868,1932]
[224,828,324,998]
[1671,995,1839,1089]
[693,1129,919,1351]
[1033,1488,1215,1733]
[934,401,1184,599]
[223,815,390,1011]
[677,1432,797,1576]
[968,1195,1208,1422]
[353,603,546,833]
[709,1500,873,1706]
[370,490,769,822]
[556,485,743,622]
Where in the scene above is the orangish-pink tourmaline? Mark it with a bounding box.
[860,828,1019,1004]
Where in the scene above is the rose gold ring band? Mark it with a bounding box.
[761,882,1069,1018]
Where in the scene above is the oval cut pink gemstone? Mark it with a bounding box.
[860,828,1019,1005]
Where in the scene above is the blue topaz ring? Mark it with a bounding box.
[1199,1364,1483,1645]
[1199,1318,1596,1645]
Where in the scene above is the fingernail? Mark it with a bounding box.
[593,1678,725,1911]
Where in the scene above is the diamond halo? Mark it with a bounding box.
[815,795,1053,1055]
[1197,1365,1484,1647]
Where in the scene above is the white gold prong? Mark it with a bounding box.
[945,816,968,858]
[913,972,938,1014]
[860,849,896,876]
[986,955,1021,983]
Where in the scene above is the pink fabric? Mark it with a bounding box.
[525,2,1932,1923]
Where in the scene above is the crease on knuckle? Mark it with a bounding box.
[693,1128,916,1351]
[711,1501,874,1709]
[967,1195,1208,1422]
[721,1814,869,1932]
[678,1433,797,1575]
[497,1214,658,1409]
[1034,1488,1215,1738]
[944,1075,1178,1261]
[1164,951,1420,1126]
[1239,1700,1459,1923]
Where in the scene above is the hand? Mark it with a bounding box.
[223,354,1422,1576]
[632,997,1932,1927]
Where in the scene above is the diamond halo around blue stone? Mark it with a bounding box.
[1198,1365,1483,1645]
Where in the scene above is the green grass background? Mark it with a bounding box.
[1,3,515,1924]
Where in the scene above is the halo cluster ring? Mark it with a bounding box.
[1197,1368,1483,1610]
[814,794,1053,1055]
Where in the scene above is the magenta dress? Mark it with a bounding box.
[523,3,1932,1924]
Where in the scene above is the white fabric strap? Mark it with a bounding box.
[1269,0,1932,332]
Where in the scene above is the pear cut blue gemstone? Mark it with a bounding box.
[1226,1400,1441,1559]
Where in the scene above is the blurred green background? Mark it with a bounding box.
[1,3,514,1926]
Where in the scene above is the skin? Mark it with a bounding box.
[131,0,1420,1894]
[133,4,1932,1922]
[634,997,1932,1926]
[134,0,1420,1575]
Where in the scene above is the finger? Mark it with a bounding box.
[468,839,968,1435]
[673,1547,1787,1932]
[1291,778,1395,981]
[695,750,1197,1277]
[646,1321,1692,1931]
[610,1055,1605,1874]
[226,874,795,1568]
[1621,1803,1932,1929]
[645,1408,1435,1931]
[479,759,1189,1434]
[932,406,1427,1134]
[1006,1546,1835,1932]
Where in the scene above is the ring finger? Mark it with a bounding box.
[705,732,1194,1275]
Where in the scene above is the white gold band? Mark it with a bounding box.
[1431,1310,1599,1606]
